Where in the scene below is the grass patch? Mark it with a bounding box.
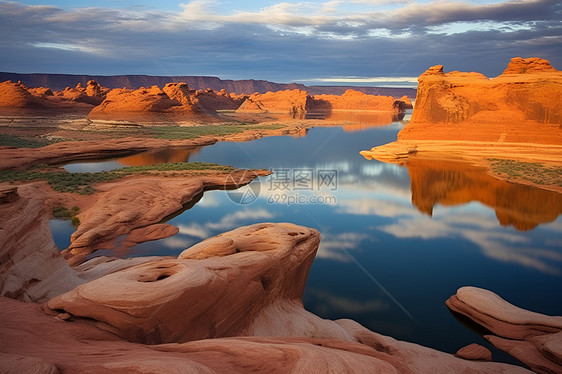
[53,205,81,227]
[0,162,235,194]
[150,125,244,140]
[0,134,52,148]
[149,123,286,140]
[488,159,562,187]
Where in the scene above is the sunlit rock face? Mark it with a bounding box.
[310,89,397,111]
[237,89,310,114]
[447,286,562,374]
[0,80,96,113]
[401,57,562,144]
[88,84,220,123]
[407,159,562,230]
[47,223,321,344]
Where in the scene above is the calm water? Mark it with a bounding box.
[55,120,562,364]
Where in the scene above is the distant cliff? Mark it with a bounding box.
[400,57,562,144]
[0,72,415,97]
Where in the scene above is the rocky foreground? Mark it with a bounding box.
[1,219,548,373]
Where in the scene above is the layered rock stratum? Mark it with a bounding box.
[360,57,562,192]
[401,57,561,143]
[447,287,562,374]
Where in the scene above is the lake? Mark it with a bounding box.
[55,119,562,365]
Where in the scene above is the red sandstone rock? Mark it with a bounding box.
[0,80,98,113]
[237,89,309,114]
[88,84,219,122]
[62,170,268,265]
[0,194,81,302]
[0,294,529,373]
[455,343,492,361]
[0,81,42,108]
[192,88,246,112]
[402,57,562,144]
[446,286,562,373]
[312,89,397,111]
[49,223,322,344]
[502,57,557,74]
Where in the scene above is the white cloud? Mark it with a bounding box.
[161,236,194,249]
[380,209,562,275]
[177,208,275,240]
[317,232,369,262]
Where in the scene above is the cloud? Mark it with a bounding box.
[0,1,560,79]
[305,288,390,315]
[379,209,562,275]
[317,232,369,262]
[176,208,275,240]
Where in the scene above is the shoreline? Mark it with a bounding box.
[360,140,562,194]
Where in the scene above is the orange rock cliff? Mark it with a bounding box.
[401,57,562,144]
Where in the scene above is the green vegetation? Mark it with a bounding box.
[53,205,81,227]
[0,162,236,194]
[149,123,286,140]
[488,159,562,186]
[0,134,52,148]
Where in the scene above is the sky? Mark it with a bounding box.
[0,0,560,87]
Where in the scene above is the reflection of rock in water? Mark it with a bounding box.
[407,159,562,230]
[117,147,202,166]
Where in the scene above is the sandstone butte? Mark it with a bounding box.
[0,80,107,113]
[236,88,408,114]
[360,57,562,191]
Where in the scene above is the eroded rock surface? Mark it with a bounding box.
[401,57,562,143]
[447,286,562,373]
[62,170,268,265]
[0,194,80,303]
[49,223,321,344]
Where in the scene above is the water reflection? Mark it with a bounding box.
[51,124,562,360]
[407,159,562,230]
[118,147,202,166]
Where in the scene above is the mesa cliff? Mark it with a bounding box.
[361,57,562,192]
[401,57,562,144]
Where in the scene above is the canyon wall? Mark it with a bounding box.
[401,57,562,144]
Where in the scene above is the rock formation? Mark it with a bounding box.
[192,88,247,113]
[62,170,268,265]
[0,71,417,97]
[0,137,213,171]
[0,80,104,113]
[0,80,44,108]
[88,84,223,122]
[49,223,321,344]
[447,286,562,374]
[0,220,530,373]
[237,89,310,114]
[401,57,562,144]
[312,89,397,111]
[0,189,81,303]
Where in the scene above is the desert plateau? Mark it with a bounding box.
[1,1,562,373]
